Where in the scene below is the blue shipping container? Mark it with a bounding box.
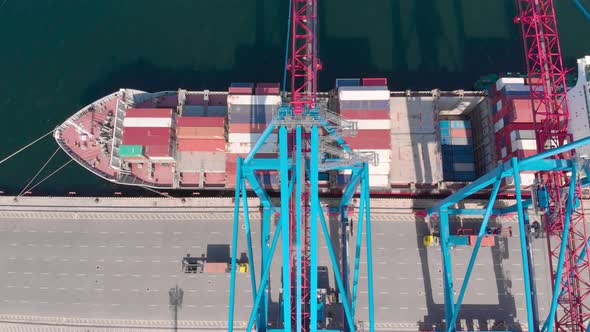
[318,172,329,181]
[453,153,475,163]
[453,171,476,182]
[183,105,228,117]
[439,121,450,128]
[441,137,452,145]
[451,145,473,155]
[231,82,255,88]
[440,128,451,136]
[336,78,361,88]
[450,120,471,129]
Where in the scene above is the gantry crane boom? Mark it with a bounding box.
[515,1,590,331]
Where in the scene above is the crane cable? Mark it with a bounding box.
[281,0,293,99]
[18,147,61,196]
[0,129,54,166]
[19,159,73,196]
[573,0,590,22]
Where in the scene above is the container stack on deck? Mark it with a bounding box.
[336,78,391,188]
[226,83,281,189]
[175,116,227,187]
[120,108,174,162]
[491,77,540,186]
[440,119,475,181]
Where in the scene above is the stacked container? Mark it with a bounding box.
[440,119,476,181]
[226,86,282,188]
[337,79,391,188]
[176,117,226,152]
[491,77,540,186]
[121,108,173,162]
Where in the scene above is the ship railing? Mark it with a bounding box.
[109,99,126,170]
[117,172,172,189]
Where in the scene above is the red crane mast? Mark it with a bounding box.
[515,1,590,331]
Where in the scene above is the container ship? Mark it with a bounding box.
[53,56,590,193]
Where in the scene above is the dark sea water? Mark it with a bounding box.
[0,0,589,196]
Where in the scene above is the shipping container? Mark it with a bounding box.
[230,82,254,88]
[125,108,173,118]
[176,117,225,127]
[123,117,172,128]
[204,262,228,273]
[453,162,475,172]
[228,87,253,95]
[122,127,171,146]
[228,123,268,133]
[355,119,391,130]
[228,107,274,124]
[338,100,390,110]
[453,171,476,182]
[228,133,278,144]
[345,130,391,149]
[449,120,471,129]
[450,137,473,145]
[119,145,143,157]
[179,172,200,186]
[204,172,226,184]
[178,139,225,152]
[227,95,282,106]
[182,105,228,117]
[144,144,171,157]
[227,141,278,154]
[362,78,388,87]
[469,235,495,247]
[510,129,535,141]
[335,78,361,88]
[255,87,280,95]
[339,109,390,120]
[338,89,390,101]
[495,77,525,92]
[511,139,537,152]
[176,126,225,139]
[450,128,471,137]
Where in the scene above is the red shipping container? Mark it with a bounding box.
[339,109,390,120]
[450,128,472,138]
[177,116,225,127]
[204,262,228,273]
[362,78,388,87]
[176,126,225,139]
[180,172,200,185]
[229,123,271,133]
[122,127,171,145]
[144,144,171,157]
[257,82,280,88]
[125,108,173,118]
[255,87,280,95]
[228,87,253,95]
[345,130,391,149]
[495,122,536,136]
[469,235,495,247]
[204,172,226,184]
[178,139,225,151]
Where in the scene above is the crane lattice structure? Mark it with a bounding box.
[227,0,376,331]
[515,1,590,331]
[427,1,590,332]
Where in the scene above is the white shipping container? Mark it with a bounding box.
[496,77,525,92]
[511,139,537,152]
[494,118,504,133]
[228,133,278,144]
[501,147,507,159]
[123,117,172,128]
[148,156,175,162]
[496,100,503,112]
[453,162,475,172]
[367,174,390,187]
[338,90,390,101]
[505,172,535,187]
[227,95,281,106]
[510,130,535,141]
[227,141,277,154]
[355,119,391,130]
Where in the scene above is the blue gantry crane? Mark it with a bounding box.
[226,0,377,331]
